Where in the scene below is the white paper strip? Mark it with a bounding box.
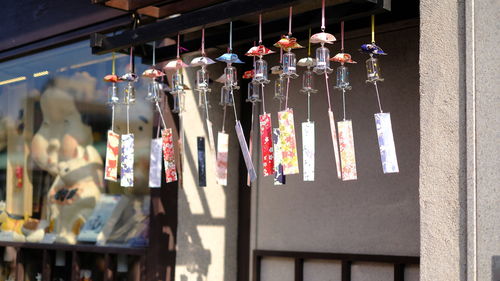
[148,138,162,188]
[301,122,315,181]
[235,121,257,182]
[374,112,399,173]
[337,120,357,181]
[216,132,229,186]
[120,134,134,187]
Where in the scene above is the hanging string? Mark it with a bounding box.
[341,21,344,52]
[129,47,134,72]
[229,21,233,52]
[285,77,290,109]
[177,33,181,58]
[127,104,130,134]
[112,52,116,75]
[261,84,266,113]
[342,90,346,120]
[155,102,167,129]
[111,52,116,132]
[288,7,292,36]
[221,105,227,133]
[307,94,311,122]
[325,72,332,110]
[321,0,326,31]
[374,82,383,113]
[231,89,239,121]
[371,15,375,44]
[201,27,205,56]
[152,41,156,66]
[258,14,263,45]
[308,28,311,57]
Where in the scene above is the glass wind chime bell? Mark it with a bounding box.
[190,54,216,108]
[143,70,165,103]
[311,32,335,75]
[120,72,138,105]
[103,59,120,105]
[298,56,317,95]
[166,58,188,113]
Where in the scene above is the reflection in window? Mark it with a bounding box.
[0,40,152,246]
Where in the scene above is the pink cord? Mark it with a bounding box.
[259,14,262,44]
[288,6,292,35]
[341,21,344,51]
[321,0,326,31]
[201,28,205,55]
[177,33,180,58]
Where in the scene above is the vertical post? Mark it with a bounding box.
[253,253,262,281]
[15,247,24,281]
[294,258,304,281]
[42,250,52,281]
[394,263,405,281]
[341,260,351,281]
[71,251,79,281]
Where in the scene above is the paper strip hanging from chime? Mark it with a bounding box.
[375,113,399,173]
[301,122,315,181]
[236,121,257,182]
[104,130,120,182]
[278,108,299,175]
[259,113,274,176]
[120,134,134,187]
[148,138,162,187]
[162,128,178,183]
[337,120,357,180]
[216,132,229,186]
[197,137,206,187]
[328,110,341,179]
[272,128,286,185]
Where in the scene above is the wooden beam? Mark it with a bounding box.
[137,0,226,18]
[103,0,165,11]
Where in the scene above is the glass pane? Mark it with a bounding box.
[0,40,152,246]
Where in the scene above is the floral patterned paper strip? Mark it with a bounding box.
[278,109,299,175]
[162,128,178,183]
[338,120,357,180]
[374,113,399,173]
[148,138,162,188]
[328,110,341,179]
[120,134,134,187]
[301,122,315,181]
[197,137,206,187]
[235,121,257,182]
[273,128,285,185]
[216,132,229,186]
[259,113,274,176]
[104,130,119,182]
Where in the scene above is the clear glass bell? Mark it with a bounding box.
[365,55,383,83]
[224,65,239,89]
[282,52,298,79]
[220,86,234,106]
[274,76,285,100]
[246,82,261,103]
[124,82,136,104]
[253,58,270,84]
[107,83,119,105]
[196,68,210,91]
[146,80,161,102]
[300,69,318,94]
[335,65,352,90]
[313,46,332,75]
[171,70,184,94]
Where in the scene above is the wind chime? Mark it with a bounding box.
[332,21,357,181]
[362,15,399,173]
[143,41,178,187]
[104,52,121,183]
[311,0,341,179]
[246,14,277,178]
[298,28,317,182]
[191,28,216,154]
[215,21,244,186]
[274,6,302,179]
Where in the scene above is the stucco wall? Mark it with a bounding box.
[173,53,239,281]
[419,0,467,280]
[250,23,420,281]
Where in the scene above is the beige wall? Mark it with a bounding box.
[174,53,239,281]
[250,23,420,281]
